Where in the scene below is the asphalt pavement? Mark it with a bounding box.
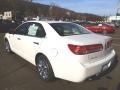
[0,29,120,90]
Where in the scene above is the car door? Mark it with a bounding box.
[9,23,29,55]
[19,22,46,65]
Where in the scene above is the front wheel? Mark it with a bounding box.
[5,40,12,53]
[36,55,55,81]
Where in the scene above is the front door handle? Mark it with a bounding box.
[33,42,39,45]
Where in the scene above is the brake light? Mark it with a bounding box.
[68,44,103,55]
[106,40,112,49]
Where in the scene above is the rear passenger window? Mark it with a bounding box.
[28,24,38,36]
[27,23,46,37]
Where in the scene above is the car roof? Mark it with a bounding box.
[26,20,71,24]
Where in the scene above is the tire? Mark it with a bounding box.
[5,40,12,53]
[102,30,107,35]
[36,55,55,81]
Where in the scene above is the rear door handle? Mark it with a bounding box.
[33,42,39,45]
[17,38,21,40]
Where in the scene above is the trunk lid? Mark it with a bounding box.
[64,33,112,63]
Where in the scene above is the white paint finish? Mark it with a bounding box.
[5,21,116,82]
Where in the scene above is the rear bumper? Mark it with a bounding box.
[82,50,116,80]
[55,50,116,82]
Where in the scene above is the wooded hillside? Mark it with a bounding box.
[0,0,103,21]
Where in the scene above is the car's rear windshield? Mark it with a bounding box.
[49,23,91,36]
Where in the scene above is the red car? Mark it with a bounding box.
[74,21,115,34]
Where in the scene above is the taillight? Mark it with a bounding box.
[68,44,103,55]
[105,40,112,49]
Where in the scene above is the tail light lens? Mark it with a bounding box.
[68,44,103,55]
[106,40,112,49]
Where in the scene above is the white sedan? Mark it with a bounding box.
[4,21,116,82]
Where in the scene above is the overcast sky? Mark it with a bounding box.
[33,0,118,16]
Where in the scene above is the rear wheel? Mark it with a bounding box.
[5,40,12,53]
[36,55,55,81]
[102,30,107,35]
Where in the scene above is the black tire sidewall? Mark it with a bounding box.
[103,30,107,35]
[5,40,12,53]
[36,55,55,81]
